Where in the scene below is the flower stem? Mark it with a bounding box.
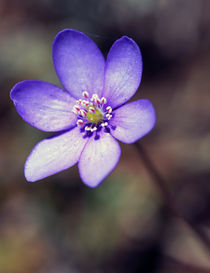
[134,141,210,253]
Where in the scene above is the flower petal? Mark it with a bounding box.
[10,80,77,132]
[53,29,105,99]
[25,127,88,182]
[110,99,156,144]
[78,133,121,187]
[103,36,142,108]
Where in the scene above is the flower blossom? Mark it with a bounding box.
[10,29,156,187]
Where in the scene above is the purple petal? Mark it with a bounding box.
[78,133,121,187]
[53,29,105,99]
[25,127,88,182]
[10,80,77,132]
[103,36,142,108]
[110,99,156,144]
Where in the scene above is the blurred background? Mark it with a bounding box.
[1,0,210,272]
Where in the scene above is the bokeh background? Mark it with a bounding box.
[1,0,210,272]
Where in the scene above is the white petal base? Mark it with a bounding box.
[25,128,87,182]
[79,133,121,187]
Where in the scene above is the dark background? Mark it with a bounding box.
[1,0,210,272]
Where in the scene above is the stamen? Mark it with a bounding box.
[73,105,80,112]
[91,94,100,105]
[96,98,101,105]
[90,94,96,101]
[85,126,91,131]
[77,119,84,127]
[106,114,112,120]
[101,97,107,104]
[90,127,97,132]
[82,91,89,99]
[89,107,95,113]
[81,100,89,107]
[101,122,108,127]
[73,93,113,139]
[72,109,78,114]
[106,106,112,113]
[79,109,87,117]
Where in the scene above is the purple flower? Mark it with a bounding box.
[10,29,156,187]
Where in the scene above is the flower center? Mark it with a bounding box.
[72,91,116,140]
[86,106,103,124]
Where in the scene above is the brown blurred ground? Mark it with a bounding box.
[1,0,210,272]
